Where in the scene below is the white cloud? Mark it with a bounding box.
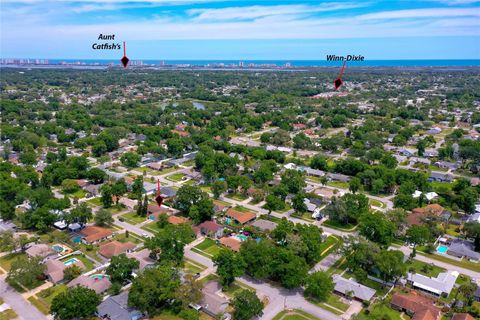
[358,8,480,20]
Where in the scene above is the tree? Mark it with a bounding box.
[175,185,207,213]
[292,193,307,213]
[178,309,200,320]
[51,286,101,320]
[304,272,334,302]
[240,240,275,280]
[146,224,194,264]
[374,250,406,283]
[358,212,395,246]
[281,170,305,194]
[120,152,141,168]
[0,231,16,253]
[406,225,432,247]
[175,273,203,308]
[94,208,113,227]
[189,198,214,224]
[211,180,227,199]
[386,209,408,236]
[213,249,246,287]
[65,202,92,224]
[86,168,106,184]
[349,177,362,194]
[128,264,180,315]
[106,253,140,284]
[232,290,263,320]
[310,155,328,170]
[131,175,144,198]
[100,184,113,208]
[323,196,348,224]
[264,194,285,213]
[7,256,45,289]
[63,265,82,282]
[458,282,477,306]
[111,179,128,203]
[464,222,480,251]
[271,219,294,243]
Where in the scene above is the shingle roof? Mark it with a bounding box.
[226,209,256,224]
[451,313,475,320]
[97,291,143,320]
[447,240,480,261]
[391,292,441,320]
[98,241,136,259]
[407,271,458,296]
[219,237,242,252]
[332,275,376,301]
[251,219,277,231]
[68,275,111,294]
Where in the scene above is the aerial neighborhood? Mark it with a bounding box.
[0,67,479,320]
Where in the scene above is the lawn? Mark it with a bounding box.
[222,280,256,299]
[417,250,480,272]
[234,205,255,213]
[226,192,248,201]
[183,259,207,274]
[318,236,341,261]
[30,284,68,315]
[0,253,26,272]
[192,238,222,258]
[0,309,17,320]
[406,259,446,277]
[120,212,146,225]
[60,254,94,271]
[355,301,404,320]
[327,181,349,189]
[273,309,320,320]
[112,232,143,244]
[322,219,357,231]
[369,199,385,208]
[86,197,102,207]
[166,173,186,182]
[142,221,163,234]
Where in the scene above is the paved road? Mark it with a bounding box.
[0,278,48,320]
[394,246,480,280]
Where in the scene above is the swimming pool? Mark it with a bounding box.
[437,245,448,254]
[63,258,79,266]
[72,236,82,244]
[90,274,110,280]
[237,235,248,241]
[52,245,65,253]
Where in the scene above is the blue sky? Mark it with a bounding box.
[1,0,479,60]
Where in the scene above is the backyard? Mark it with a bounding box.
[191,238,222,258]
[59,254,95,271]
[355,301,405,320]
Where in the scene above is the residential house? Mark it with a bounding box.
[428,172,453,183]
[126,248,156,271]
[84,184,101,197]
[451,313,475,320]
[168,215,189,225]
[26,244,57,262]
[213,200,229,214]
[196,221,224,238]
[408,204,450,226]
[434,161,461,171]
[219,237,242,252]
[118,197,137,210]
[147,205,173,221]
[299,166,325,177]
[391,292,441,320]
[406,271,459,297]
[97,291,143,320]
[332,275,376,302]
[45,259,85,284]
[225,208,256,225]
[80,226,113,244]
[68,275,111,294]
[446,239,480,262]
[200,281,229,317]
[98,241,136,259]
[147,162,163,171]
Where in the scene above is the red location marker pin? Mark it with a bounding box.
[334,60,347,90]
[120,41,129,68]
[155,178,164,207]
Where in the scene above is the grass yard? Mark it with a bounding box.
[0,309,17,320]
[222,281,256,299]
[192,238,222,258]
[30,284,68,315]
[322,219,357,231]
[430,181,453,192]
[86,197,103,207]
[183,259,207,274]
[166,173,186,182]
[60,254,94,271]
[112,232,143,244]
[0,253,26,272]
[369,199,386,208]
[120,211,146,225]
[318,236,341,261]
[142,221,163,234]
[226,192,249,201]
[234,205,255,213]
[273,309,320,320]
[355,302,404,320]
[70,189,87,199]
[406,259,446,277]
[327,181,349,189]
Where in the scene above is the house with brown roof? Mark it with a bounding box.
[81,226,113,244]
[68,275,111,294]
[118,197,137,210]
[45,259,85,283]
[219,237,242,252]
[225,208,256,225]
[168,215,189,225]
[451,314,475,320]
[147,204,173,220]
[26,244,57,262]
[213,200,229,214]
[408,204,449,226]
[196,221,224,238]
[391,292,441,320]
[98,241,136,259]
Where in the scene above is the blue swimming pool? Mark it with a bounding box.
[437,245,448,254]
[72,236,82,244]
[63,258,79,266]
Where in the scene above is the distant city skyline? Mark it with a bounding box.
[1,1,479,60]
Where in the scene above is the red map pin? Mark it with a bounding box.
[120,41,129,68]
[155,178,164,207]
[334,60,347,90]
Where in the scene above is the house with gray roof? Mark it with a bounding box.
[406,271,459,297]
[332,275,376,302]
[446,240,480,262]
[251,219,277,231]
[428,172,453,183]
[97,291,143,320]
[326,173,351,183]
